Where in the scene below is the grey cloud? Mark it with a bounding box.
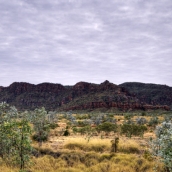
[0,0,172,86]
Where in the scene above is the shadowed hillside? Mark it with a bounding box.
[120,82,172,108]
[0,81,171,111]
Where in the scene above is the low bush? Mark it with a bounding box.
[49,123,59,129]
[32,133,48,142]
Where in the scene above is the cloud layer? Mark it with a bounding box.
[0,0,172,86]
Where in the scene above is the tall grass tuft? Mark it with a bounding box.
[64,138,111,152]
[118,138,141,153]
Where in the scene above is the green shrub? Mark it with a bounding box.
[49,123,59,129]
[32,133,48,142]
[63,129,70,136]
[120,124,147,138]
[96,122,118,134]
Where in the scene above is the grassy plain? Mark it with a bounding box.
[0,112,168,172]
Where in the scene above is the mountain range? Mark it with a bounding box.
[0,80,171,112]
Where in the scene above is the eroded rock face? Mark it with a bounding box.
[0,82,66,110]
[0,81,171,111]
[64,102,170,111]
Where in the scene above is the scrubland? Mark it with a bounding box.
[0,134,165,172]
[0,104,171,172]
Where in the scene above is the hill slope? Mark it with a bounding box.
[0,81,171,111]
[120,82,172,107]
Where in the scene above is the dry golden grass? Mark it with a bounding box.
[0,138,165,172]
[30,152,163,172]
[63,137,147,154]
[64,137,111,152]
[118,138,141,153]
[1,152,164,172]
[0,161,18,172]
[143,132,155,139]
[114,115,125,120]
[32,135,148,154]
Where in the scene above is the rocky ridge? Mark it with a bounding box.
[0,81,171,112]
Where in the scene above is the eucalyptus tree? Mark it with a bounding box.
[0,102,10,123]
[0,102,32,170]
[31,107,50,147]
[96,122,118,136]
[12,119,32,170]
[47,111,60,129]
[150,121,172,172]
[0,102,16,158]
[120,124,147,138]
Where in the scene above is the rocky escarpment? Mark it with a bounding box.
[120,82,172,107]
[0,81,171,111]
[0,82,67,110]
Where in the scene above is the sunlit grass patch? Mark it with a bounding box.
[0,158,19,172]
[64,138,111,152]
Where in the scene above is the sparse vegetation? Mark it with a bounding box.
[0,102,32,171]
[0,102,171,172]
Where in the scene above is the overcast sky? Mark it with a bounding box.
[0,0,172,87]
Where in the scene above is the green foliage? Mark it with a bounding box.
[124,114,134,125]
[49,123,59,129]
[124,114,132,120]
[73,125,92,135]
[76,114,88,120]
[143,150,153,161]
[31,107,50,146]
[150,121,172,171]
[108,114,114,118]
[63,129,70,136]
[77,121,88,127]
[141,112,147,116]
[32,133,48,142]
[0,102,32,170]
[72,127,78,134]
[13,120,32,170]
[148,117,159,128]
[96,122,118,134]
[120,124,147,138]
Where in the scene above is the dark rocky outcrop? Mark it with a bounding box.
[120,82,172,107]
[0,81,171,112]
